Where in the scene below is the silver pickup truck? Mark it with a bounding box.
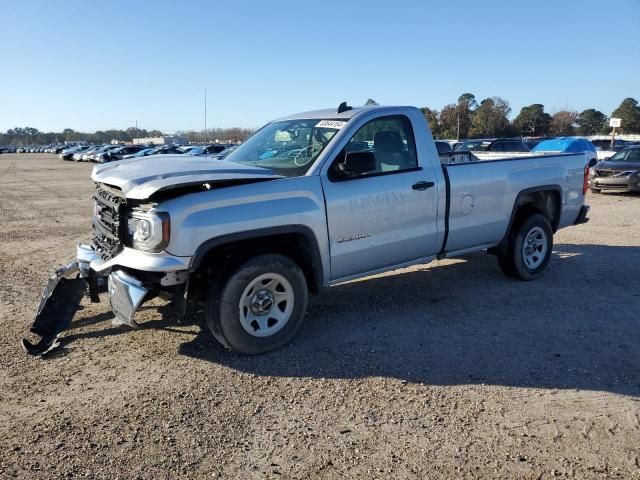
[22,103,590,356]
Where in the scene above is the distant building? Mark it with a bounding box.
[133,136,188,145]
[588,134,640,142]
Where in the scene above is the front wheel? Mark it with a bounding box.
[497,213,553,281]
[206,254,308,354]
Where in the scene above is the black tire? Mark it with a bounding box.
[497,213,553,281]
[206,254,308,354]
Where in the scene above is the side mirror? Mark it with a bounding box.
[337,151,376,177]
[588,158,597,168]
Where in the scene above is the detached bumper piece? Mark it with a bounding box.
[22,242,163,356]
[21,262,88,356]
[21,244,104,357]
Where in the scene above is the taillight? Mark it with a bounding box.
[583,165,589,195]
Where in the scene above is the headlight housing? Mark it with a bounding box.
[127,210,170,252]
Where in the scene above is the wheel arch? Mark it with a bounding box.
[189,225,324,295]
[497,185,561,255]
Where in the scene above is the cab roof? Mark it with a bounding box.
[275,105,415,122]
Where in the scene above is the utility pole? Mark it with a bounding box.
[204,88,208,143]
[135,120,138,144]
[609,118,621,147]
[456,112,460,141]
[610,126,616,148]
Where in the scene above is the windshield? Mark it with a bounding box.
[223,119,344,176]
[609,148,640,162]
[187,147,204,155]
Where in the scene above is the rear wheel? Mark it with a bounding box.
[206,254,308,354]
[497,213,553,281]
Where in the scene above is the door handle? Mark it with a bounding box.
[412,181,435,191]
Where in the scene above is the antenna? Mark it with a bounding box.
[337,101,352,114]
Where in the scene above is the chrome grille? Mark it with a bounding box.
[92,184,126,260]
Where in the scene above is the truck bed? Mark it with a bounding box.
[440,152,586,255]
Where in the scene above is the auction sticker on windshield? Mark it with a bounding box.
[315,120,347,129]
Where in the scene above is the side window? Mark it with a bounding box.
[330,115,418,179]
[513,141,527,152]
[491,141,504,152]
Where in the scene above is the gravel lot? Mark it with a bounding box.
[1,153,639,479]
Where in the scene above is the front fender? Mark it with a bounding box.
[159,176,331,284]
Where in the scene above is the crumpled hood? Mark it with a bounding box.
[596,159,640,172]
[91,155,282,200]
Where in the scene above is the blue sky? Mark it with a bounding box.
[1,0,638,133]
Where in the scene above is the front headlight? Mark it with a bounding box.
[127,210,170,252]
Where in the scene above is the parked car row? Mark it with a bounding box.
[1,142,236,162]
[441,135,640,164]
[453,138,530,153]
[1,144,73,154]
[57,142,235,163]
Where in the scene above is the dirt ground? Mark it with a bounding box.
[0,153,639,479]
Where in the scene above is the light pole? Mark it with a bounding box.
[204,88,208,143]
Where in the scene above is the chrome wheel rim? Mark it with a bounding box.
[522,226,548,270]
[239,273,294,337]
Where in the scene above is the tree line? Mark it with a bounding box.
[0,126,255,146]
[413,95,640,139]
[0,127,167,146]
[3,96,639,146]
[176,127,256,144]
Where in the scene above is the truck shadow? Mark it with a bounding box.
[179,243,640,397]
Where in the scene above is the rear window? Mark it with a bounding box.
[496,141,527,152]
[435,141,452,154]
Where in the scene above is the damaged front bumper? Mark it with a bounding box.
[79,243,151,328]
[108,270,148,328]
[22,244,190,356]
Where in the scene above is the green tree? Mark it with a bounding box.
[420,107,440,137]
[549,111,577,136]
[611,98,640,133]
[364,98,379,106]
[438,104,459,139]
[454,93,477,139]
[513,104,551,136]
[62,128,78,142]
[468,97,511,138]
[576,109,607,135]
[437,93,478,139]
[458,93,478,110]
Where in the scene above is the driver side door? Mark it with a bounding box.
[320,115,439,281]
